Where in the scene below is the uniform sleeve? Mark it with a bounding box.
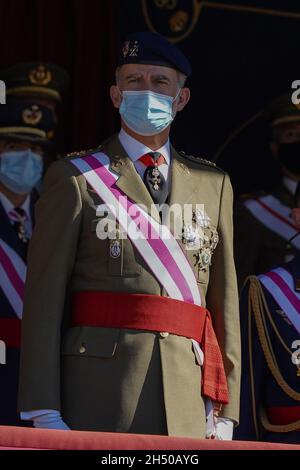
[233,280,267,441]
[206,173,241,424]
[233,200,262,292]
[18,160,82,412]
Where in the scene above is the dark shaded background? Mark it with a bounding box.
[0,0,300,194]
[0,0,118,153]
[118,0,300,194]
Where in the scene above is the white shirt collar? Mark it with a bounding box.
[118,128,170,165]
[283,176,298,196]
[0,191,31,219]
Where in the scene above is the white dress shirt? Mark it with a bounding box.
[118,128,171,184]
[283,176,298,196]
[0,191,33,237]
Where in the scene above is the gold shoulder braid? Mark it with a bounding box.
[248,276,300,434]
[66,145,102,158]
[179,151,226,173]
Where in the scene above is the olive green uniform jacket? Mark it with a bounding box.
[18,134,240,438]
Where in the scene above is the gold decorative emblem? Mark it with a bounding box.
[169,10,189,32]
[22,105,42,126]
[29,65,52,86]
[122,41,130,58]
[154,0,177,9]
[142,0,201,43]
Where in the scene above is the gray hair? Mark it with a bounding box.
[115,66,187,87]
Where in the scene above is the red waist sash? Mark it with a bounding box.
[71,291,229,404]
[0,318,21,348]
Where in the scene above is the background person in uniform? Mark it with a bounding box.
[234,92,300,291]
[18,32,240,439]
[234,202,300,443]
[1,62,70,173]
[0,100,56,425]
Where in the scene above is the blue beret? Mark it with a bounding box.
[118,31,192,77]
[0,100,56,145]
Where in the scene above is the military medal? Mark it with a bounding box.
[150,166,161,191]
[18,224,29,243]
[182,208,219,277]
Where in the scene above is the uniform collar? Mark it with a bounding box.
[283,176,298,196]
[118,128,170,164]
[0,190,31,220]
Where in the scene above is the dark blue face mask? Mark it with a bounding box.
[0,149,43,194]
[278,142,300,175]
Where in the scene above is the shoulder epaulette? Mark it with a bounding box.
[179,151,225,172]
[239,190,268,201]
[66,144,102,159]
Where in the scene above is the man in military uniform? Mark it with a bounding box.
[0,100,55,425]
[235,204,300,443]
[234,92,300,291]
[18,32,240,438]
[1,62,70,172]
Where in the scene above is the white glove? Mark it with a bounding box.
[215,417,234,440]
[21,409,70,430]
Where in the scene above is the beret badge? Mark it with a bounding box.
[29,65,52,86]
[22,105,43,126]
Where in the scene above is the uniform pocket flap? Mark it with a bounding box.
[62,326,119,358]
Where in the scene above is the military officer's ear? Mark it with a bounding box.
[174,87,190,113]
[110,85,122,109]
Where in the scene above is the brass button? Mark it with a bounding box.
[160,332,169,338]
[79,345,86,354]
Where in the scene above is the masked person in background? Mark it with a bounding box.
[18,32,240,439]
[235,92,300,291]
[0,100,55,425]
[235,193,300,443]
[1,62,70,175]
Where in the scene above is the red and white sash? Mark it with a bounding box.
[244,195,300,249]
[0,238,26,318]
[71,152,201,306]
[259,267,300,334]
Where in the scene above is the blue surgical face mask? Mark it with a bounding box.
[119,89,181,136]
[0,149,44,194]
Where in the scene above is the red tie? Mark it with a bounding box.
[139,152,166,167]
